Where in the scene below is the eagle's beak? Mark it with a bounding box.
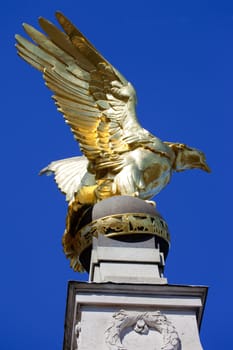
[201,162,211,173]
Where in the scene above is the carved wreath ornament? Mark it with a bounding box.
[105,310,181,350]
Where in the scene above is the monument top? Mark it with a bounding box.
[15,12,210,271]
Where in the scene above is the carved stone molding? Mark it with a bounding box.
[105,310,181,350]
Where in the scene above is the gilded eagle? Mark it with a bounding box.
[15,12,210,270]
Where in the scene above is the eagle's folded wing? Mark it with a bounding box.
[40,156,95,202]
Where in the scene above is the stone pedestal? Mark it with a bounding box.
[62,196,207,350]
[63,282,207,350]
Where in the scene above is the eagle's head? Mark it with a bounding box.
[168,143,211,173]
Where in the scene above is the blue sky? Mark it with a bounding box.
[1,1,231,349]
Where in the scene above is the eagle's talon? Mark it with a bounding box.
[145,200,156,207]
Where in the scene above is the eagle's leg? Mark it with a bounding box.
[64,180,116,241]
[94,179,117,201]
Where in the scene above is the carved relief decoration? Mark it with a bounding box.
[64,213,170,271]
[105,309,181,350]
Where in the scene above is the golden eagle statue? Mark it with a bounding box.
[15,12,210,270]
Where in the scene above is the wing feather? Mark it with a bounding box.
[39,17,96,71]
[23,24,84,70]
[16,34,61,70]
[17,49,44,71]
[55,96,97,112]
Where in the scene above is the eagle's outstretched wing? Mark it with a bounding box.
[15,12,154,175]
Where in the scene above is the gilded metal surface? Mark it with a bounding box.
[63,213,170,271]
[15,13,210,270]
[15,12,210,206]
